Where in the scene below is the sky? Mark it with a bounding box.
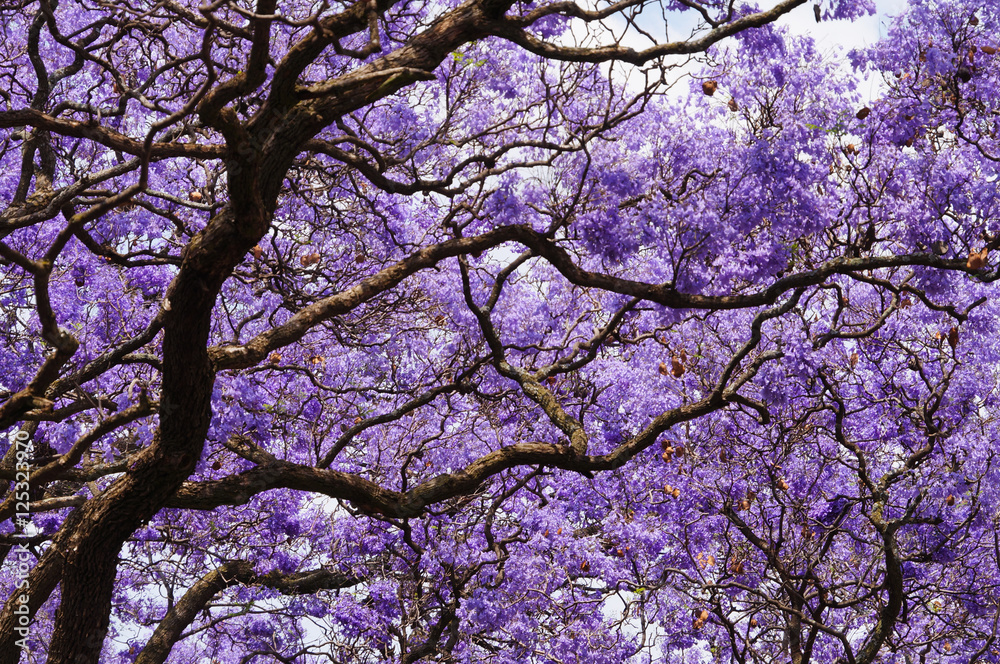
[778,0,910,53]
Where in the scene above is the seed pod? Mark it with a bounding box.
[269,352,281,364]
[211,460,222,470]
[957,65,973,83]
[188,190,203,202]
[948,327,959,349]
[750,618,758,627]
[982,45,998,55]
[728,97,738,112]
[671,357,685,377]
[658,361,669,376]
[355,254,366,264]
[970,14,979,25]
[672,487,681,499]
[777,479,790,491]
[850,351,859,368]
[946,494,956,506]
[967,247,988,269]
[856,107,871,120]
[702,80,718,96]
[252,245,263,260]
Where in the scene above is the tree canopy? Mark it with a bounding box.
[1,0,999,661]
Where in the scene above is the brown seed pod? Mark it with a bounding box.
[728,97,738,112]
[850,351,859,368]
[671,357,685,378]
[982,45,998,55]
[702,80,718,96]
[946,494,956,506]
[777,479,790,492]
[658,361,670,376]
[672,487,681,499]
[188,190,203,202]
[750,618,758,627]
[967,247,988,269]
[948,327,959,349]
[856,107,871,120]
[252,245,263,260]
[268,352,281,364]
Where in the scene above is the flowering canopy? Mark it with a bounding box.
[1,0,999,662]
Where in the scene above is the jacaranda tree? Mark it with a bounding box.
[0,0,999,661]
